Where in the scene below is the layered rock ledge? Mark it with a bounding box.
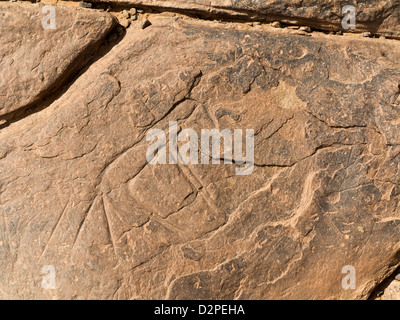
[71,0,400,37]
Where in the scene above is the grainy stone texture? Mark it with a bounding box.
[381,281,400,299]
[1,12,400,299]
[77,0,400,36]
[371,271,400,300]
[0,2,115,117]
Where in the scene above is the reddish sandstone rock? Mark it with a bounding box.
[0,2,115,117]
[0,15,400,299]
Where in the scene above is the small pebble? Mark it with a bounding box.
[287,26,300,30]
[131,14,138,21]
[140,18,152,29]
[120,18,130,28]
[362,32,372,37]
[253,22,261,26]
[79,2,92,8]
[137,9,144,14]
[336,30,342,35]
[122,10,130,19]
[271,21,282,28]
[376,290,384,297]
[395,274,400,281]
[357,226,365,233]
[130,8,137,15]
[300,26,312,33]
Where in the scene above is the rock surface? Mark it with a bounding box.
[0,2,115,118]
[77,0,400,36]
[1,8,400,299]
[371,270,400,300]
[381,281,400,299]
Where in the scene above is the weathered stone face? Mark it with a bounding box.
[1,9,400,299]
[1,1,400,300]
[0,2,115,117]
[73,0,400,36]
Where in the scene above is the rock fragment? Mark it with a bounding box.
[300,26,312,33]
[120,18,131,28]
[271,21,282,28]
[122,9,130,19]
[139,18,151,29]
[79,1,92,8]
